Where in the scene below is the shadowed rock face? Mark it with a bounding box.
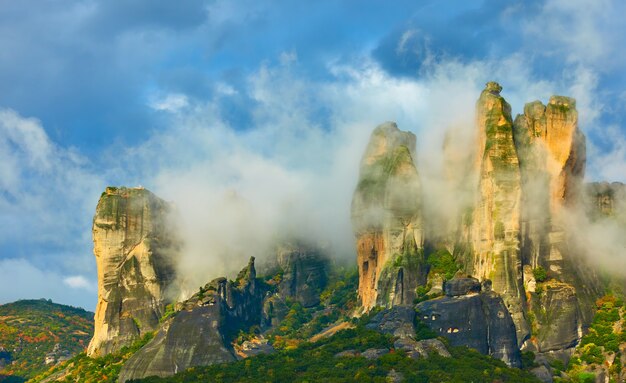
[88,187,179,357]
[417,278,521,367]
[118,258,264,382]
[351,122,425,310]
[470,82,528,345]
[276,243,329,307]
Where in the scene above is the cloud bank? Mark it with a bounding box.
[0,0,625,309]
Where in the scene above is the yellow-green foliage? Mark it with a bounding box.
[566,294,625,382]
[29,332,155,383]
[0,299,93,381]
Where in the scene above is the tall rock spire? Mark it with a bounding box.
[513,96,585,274]
[351,122,425,310]
[87,187,179,356]
[470,82,528,345]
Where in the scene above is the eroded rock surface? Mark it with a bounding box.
[470,82,528,344]
[351,122,425,310]
[275,243,329,307]
[88,187,179,357]
[118,258,264,382]
[416,277,521,367]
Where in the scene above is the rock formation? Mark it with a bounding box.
[275,243,329,307]
[469,82,528,344]
[87,187,179,357]
[118,258,264,382]
[513,96,585,275]
[585,182,626,220]
[513,97,603,356]
[416,277,522,367]
[351,122,425,310]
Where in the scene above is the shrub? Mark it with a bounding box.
[532,267,547,282]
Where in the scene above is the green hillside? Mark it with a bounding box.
[0,299,93,382]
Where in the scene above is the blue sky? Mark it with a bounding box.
[1,0,625,310]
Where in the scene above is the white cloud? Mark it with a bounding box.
[0,259,95,310]
[149,93,189,112]
[63,275,96,291]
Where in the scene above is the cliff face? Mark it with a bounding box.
[513,96,586,274]
[416,277,522,367]
[87,187,179,357]
[351,122,425,310]
[470,82,528,344]
[118,258,263,382]
[275,243,329,307]
[513,97,602,354]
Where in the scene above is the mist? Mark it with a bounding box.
[100,56,624,296]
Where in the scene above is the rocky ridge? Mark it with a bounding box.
[118,258,263,382]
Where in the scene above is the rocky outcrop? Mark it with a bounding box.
[351,122,425,310]
[470,82,528,344]
[118,258,264,382]
[88,187,179,357]
[585,182,626,220]
[275,243,329,307]
[416,277,522,367]
[365,305,417,339]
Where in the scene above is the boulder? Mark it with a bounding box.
[365,305,416,339]
[443,277,481,297]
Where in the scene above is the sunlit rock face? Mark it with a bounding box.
[351,122,425,311]
[87,187,179,357]
[118,258,264,382]
[513,96,585,275]
[469,82,528,345]
[513,97,603,354]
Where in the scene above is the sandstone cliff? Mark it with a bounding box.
[87,187,179,357]
[118,258,263,382]
[513,98,603,355]
[513,96,585,275]
[470,82,528,344]
[351,122,425,310]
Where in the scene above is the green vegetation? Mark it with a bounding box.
[269,266,358,349]
[564,293,625,382]
[0,299,93,381]
[130,321,540,383]
[29,332,154,383]
[427,248,462,280]
[532,267,547,283]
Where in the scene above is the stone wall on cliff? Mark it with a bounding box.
[87,187,179,357]
[351,122,425,310]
